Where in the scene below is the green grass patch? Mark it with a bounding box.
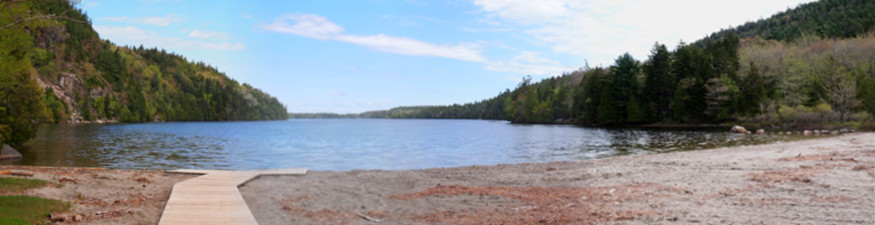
[0,195,70,224]
[0,177,51,194]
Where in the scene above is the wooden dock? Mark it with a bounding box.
[158,168,307,225]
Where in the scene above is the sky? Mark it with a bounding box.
[80,0,815,114]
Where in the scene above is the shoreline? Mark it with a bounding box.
[241,133,874,224]
[2,133,873,224]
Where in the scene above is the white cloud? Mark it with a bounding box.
[262,13,485,62]
[263,13,344,39]
[94,25,152,40]
[485,51,570,76]
[336,34,484,62]
[473,0,567,24]
[189,30,230,39]
[94,25,245,51]
[473,0,815,66]
[202,42,245,50]
[140,14,181,26]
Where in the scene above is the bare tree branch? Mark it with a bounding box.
[1,14,86,30]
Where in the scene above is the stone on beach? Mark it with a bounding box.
[730,125,748,134]
[0,144,22,160]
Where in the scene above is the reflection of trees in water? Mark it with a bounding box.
[603,128,806,155]
[85,125,231,170]
[23,124,232,169]
[21,124,102,167]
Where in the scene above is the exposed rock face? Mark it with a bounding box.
[0,144,23,160]
[730,125,748,134]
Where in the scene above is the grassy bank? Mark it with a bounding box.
[0,177,69,224]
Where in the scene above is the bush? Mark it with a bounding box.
[859,121,875,131]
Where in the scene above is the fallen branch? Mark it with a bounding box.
[355,211,381,223]
[1,169,34,176]
[0,14,87,30]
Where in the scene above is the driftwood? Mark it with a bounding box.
[47,213,84,222]
[11,169,34,176]
[355,211,381,222]
[0,169,33,176]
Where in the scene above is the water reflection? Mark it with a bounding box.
[20,120,813,171]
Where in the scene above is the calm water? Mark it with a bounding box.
[14,119,809,171]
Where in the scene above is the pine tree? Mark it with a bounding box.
[626,94,647,123]
[610,53,640,123]
[643,43,673,121]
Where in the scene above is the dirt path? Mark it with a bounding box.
[241,133,875,225]
[0,166,194,225]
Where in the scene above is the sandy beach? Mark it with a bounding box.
[241,133,874,224]
[2,133,873,224]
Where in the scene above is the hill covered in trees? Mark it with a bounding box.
[700,0,875,44]
[315,0,875,129]
[0,0,287,147]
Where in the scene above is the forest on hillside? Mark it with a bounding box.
[0,0,287,147]
[322,0,875,130]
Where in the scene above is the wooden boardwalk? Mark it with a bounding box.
[158,168,307,225]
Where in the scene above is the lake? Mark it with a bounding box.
[14,119,808,171]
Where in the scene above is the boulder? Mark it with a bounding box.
[730,125,748,134]
[803,130,812,135]
[0,144,22,160]
[756,129,765,134]
[814,130,821,135]
[830,130,840,135]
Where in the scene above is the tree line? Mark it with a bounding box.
[700,0,875,44]
[328,0,875,129]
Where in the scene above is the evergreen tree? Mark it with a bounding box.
[670,43,704,122]
[626,94,647,123]
[610,53,640,123]
[643,43,673,121]
[739,62,766,115]
[596,82,619,124]
[575,68,605,124]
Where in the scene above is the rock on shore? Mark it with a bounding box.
[0,144,22,160]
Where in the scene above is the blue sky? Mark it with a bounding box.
[81,0,814,113]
